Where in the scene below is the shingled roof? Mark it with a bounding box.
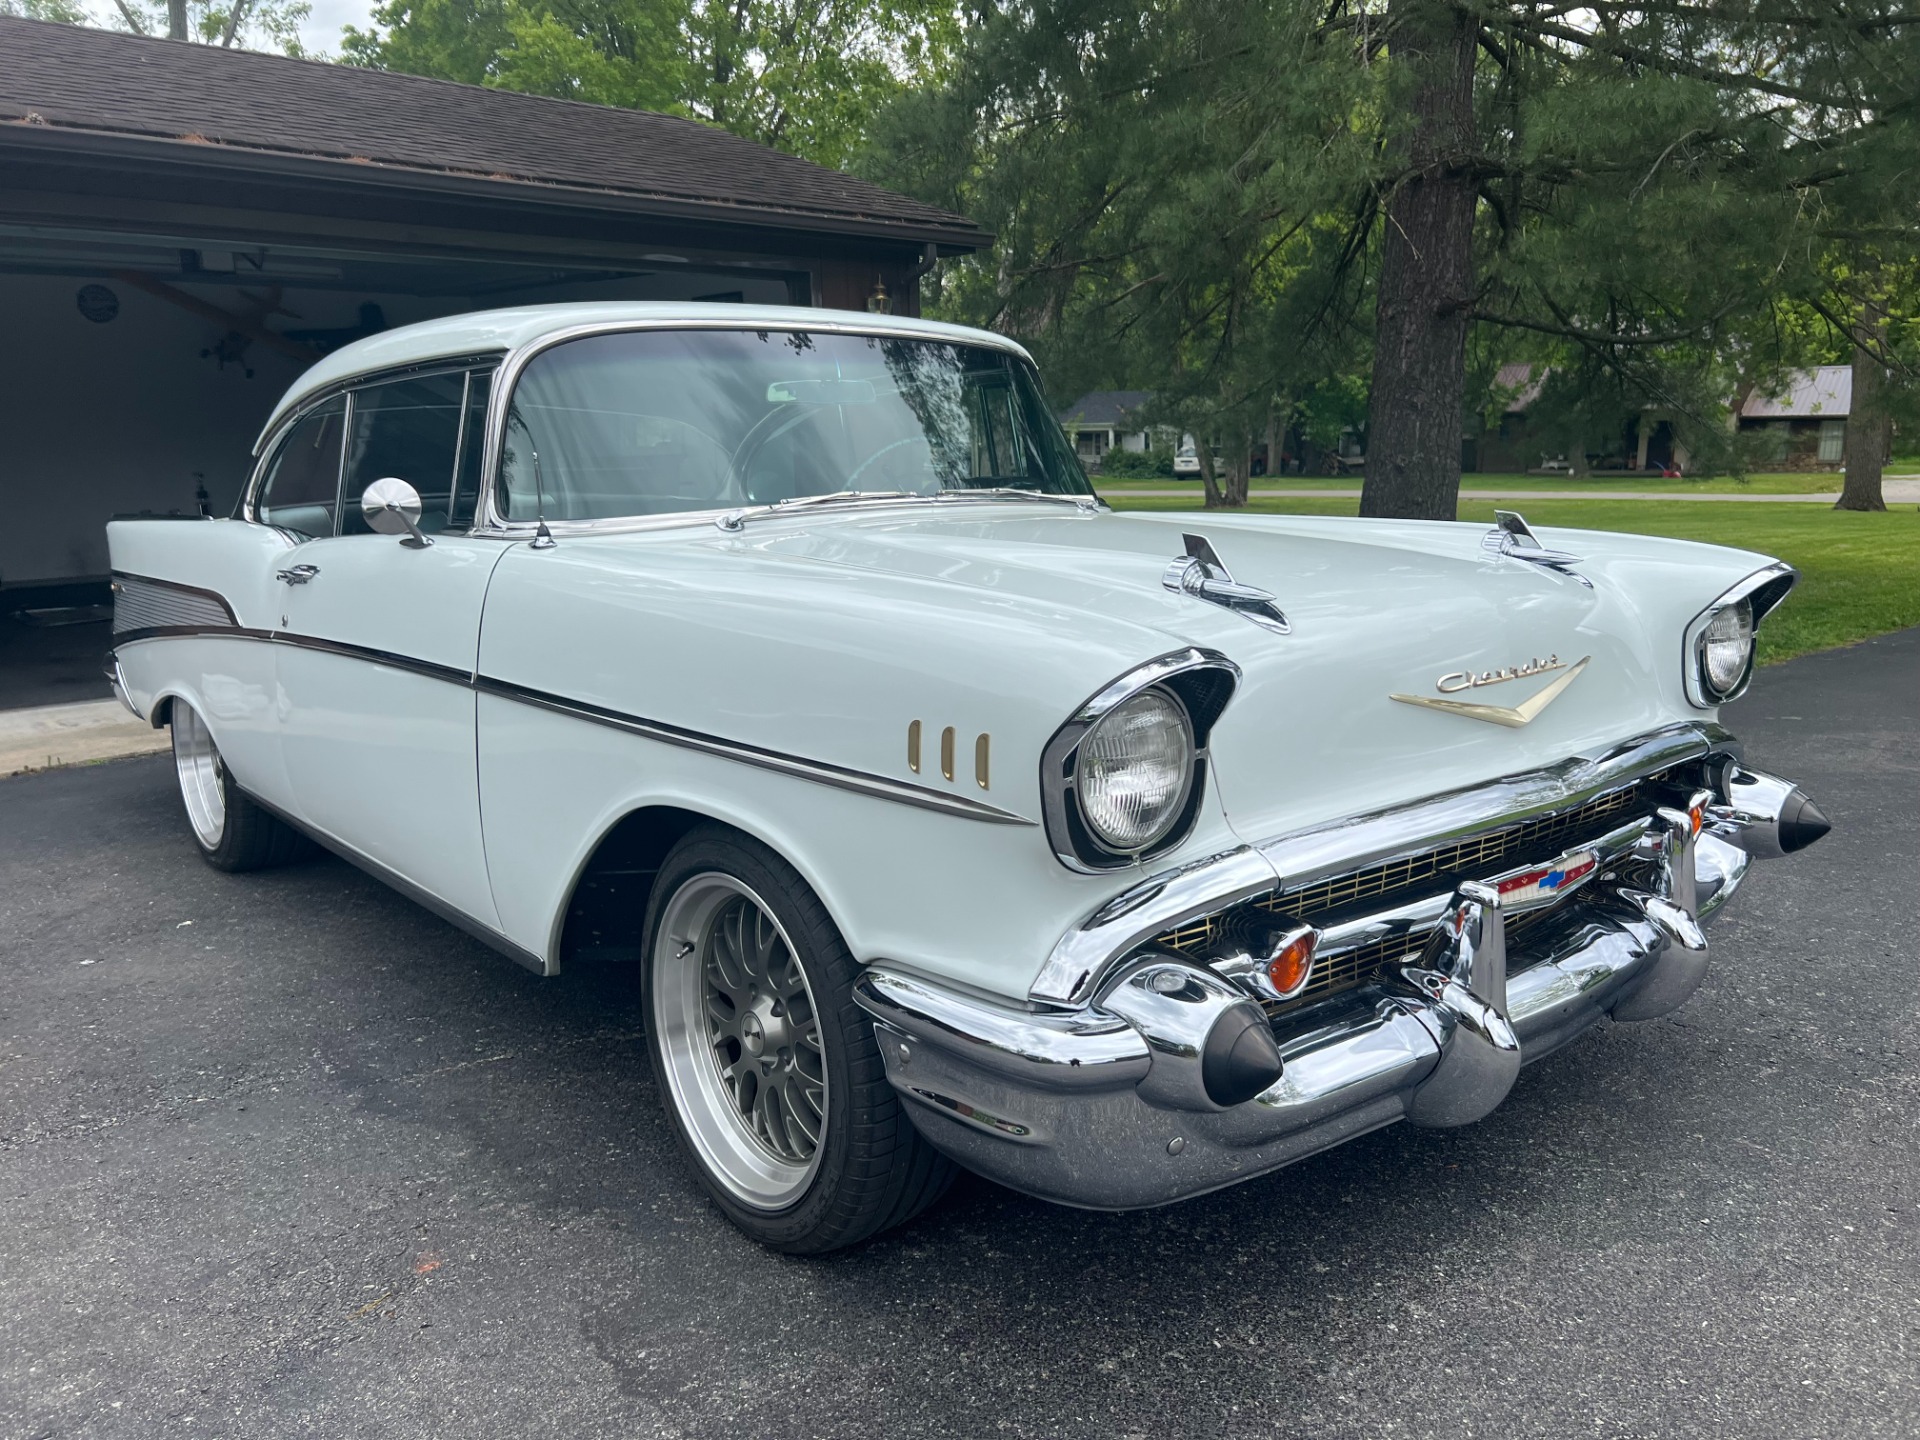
[1060,391,1154,427]
[0,16,987,248]
[1739,365,1852,420]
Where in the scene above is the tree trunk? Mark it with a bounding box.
[1359,0,1480,521]
[1837,294,1890,512]
[1196,435,1227,509]
[167,0,188,39]
[1225,431,1251,507]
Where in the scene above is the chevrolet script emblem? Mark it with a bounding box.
[1390,656,1591,728]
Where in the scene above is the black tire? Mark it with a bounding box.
[641,822,955,1253]
[169,701,311,873]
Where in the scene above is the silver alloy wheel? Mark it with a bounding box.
[653,872,828,1210]
[172,705,227,850]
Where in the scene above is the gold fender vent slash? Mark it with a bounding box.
[908,720,990,790]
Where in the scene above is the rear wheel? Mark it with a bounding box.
[170,703,308,872]
[643,824,954,1252]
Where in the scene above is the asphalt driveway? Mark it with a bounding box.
[1,631,1914,1439]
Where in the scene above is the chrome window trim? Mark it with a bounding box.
[472,319,1072,539]
[250,353,510,458]
[245,356,506,528]
[1681,562,1797,708]
[244,389,350,531]
[1030,721,1729,1006]
[1037,647,1241,874]
[333,389,354,536]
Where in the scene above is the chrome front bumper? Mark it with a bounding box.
[855,755,1815,1211]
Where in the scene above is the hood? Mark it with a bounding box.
[740,504,1779,847]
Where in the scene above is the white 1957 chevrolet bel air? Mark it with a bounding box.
[108,304,1829,1252]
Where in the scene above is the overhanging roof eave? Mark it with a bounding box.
[0,121,994,254]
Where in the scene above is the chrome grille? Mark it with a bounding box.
[1153,777,1666,1012]
[1266,783,1646,923]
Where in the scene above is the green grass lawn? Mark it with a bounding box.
[1094,471,1856,495]
[1105,492,1920,664]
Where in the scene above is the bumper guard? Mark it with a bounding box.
[855,761,1815,1210]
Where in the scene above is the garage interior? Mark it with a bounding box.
[0,16,987,710]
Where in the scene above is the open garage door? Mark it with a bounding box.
[0,246,803,710]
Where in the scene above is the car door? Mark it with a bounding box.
[108,397,352,815]
[273,366,506,928]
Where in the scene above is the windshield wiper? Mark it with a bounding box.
[714,490,923,532]
[713,486,1103,533]
[934,487,1104,511]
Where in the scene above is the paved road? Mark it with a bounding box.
[1110,480,1920,502]
[2,633,1914,1439]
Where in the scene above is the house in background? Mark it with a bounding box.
[1468,363,1553,472]
[1737,366,1852,470]
[1469,362,1690,473]
[1059,391,1156,468]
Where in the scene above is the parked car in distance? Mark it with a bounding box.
[109,303,1829,1252]
[1173,439,1229,478]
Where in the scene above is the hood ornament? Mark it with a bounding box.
[1391,656,1591,728]
[1162,533,1291,635]
[1483,511,1591,587]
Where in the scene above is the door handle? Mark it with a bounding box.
[275,564,320,586]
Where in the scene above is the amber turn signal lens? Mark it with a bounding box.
[1266,931,1317,998]
[1689,803,1705,836]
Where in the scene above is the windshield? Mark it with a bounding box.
[495,328,1093,523]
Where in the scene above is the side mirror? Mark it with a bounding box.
[361,477,432,548]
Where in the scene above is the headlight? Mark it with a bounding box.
[1683,564,1795,709]
[1038,649,1239,872]
[1698,600,1754,700]
[1076,688,1195,852]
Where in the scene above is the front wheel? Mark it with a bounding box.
[643,824,954,1252]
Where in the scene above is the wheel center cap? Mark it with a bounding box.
[741,1012,766,1055]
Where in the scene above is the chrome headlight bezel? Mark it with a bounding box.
[1683,563,1797,708]
[1040,649,1240,872]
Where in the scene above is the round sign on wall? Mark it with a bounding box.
[76,284,119,323]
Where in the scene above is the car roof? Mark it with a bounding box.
[259,302,1036,442]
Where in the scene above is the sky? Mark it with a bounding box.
[290,0,372,52]
[78,0,379,57]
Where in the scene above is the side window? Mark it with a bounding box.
[972,381,1026,480]
[256,396,346,538]
[448,370,494,528]
[340,373,466,536]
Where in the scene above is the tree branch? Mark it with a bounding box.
[220,0,256,47]
[1629,128,1702,203]
[1509,16,1866,107]
[1469,310,1720,347]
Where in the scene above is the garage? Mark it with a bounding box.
[0,16,986,709]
